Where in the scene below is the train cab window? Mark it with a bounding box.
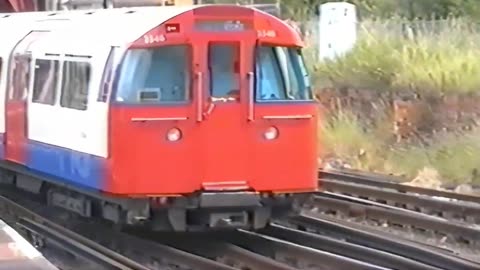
[255,46,313,101]
[98,48,116,102]
[60,61,91,110]
[115,45,190,104]
[208,44,240,102]
[32,59,59,105]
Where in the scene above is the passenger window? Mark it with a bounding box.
[32,59,59,105]
[115,45,190,104]
[60,61,90,110]
[208,43,240,101]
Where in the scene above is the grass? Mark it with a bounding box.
[321,109,391,171]
[309,17,480,95]
[320,109,480,185]
[387,131,480,185]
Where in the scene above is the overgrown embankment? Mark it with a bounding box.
[309,18,480,185]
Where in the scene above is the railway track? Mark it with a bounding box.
[0,191,235,270]
[317,169,480,260]
[1,185,457,270]
[17,217,149,270]
[319,168,480,226]
[319,169,480,199]
[147,229,390,270]
[283,214,480,270]
[310,191,480,247]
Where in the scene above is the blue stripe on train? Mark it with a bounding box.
[26,140,106,190]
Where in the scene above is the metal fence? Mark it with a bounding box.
[299,17,480,62]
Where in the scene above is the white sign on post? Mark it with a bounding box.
[318,2,358,61]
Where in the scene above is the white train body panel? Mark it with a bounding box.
[0,6,193,159]
[27,43,112,158]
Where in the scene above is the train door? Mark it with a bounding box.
[5,31,48,163]
[193,31,256,191]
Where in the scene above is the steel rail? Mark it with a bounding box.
[229,229,392,270]
[0,195,148,270]
[289,214,480,270]
[319,169,480,227]
[321,178,480,223]
[160,239,299,270]
[261,223,443,270]
[311,193,480,246]
[64,221,239,270]
[17,217,147,270]
[319,169,480,204]
[0,191,237,270]
[294,210,458,253]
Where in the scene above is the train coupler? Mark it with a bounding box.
[209,211,249,228]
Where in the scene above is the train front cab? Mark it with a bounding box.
[108,5,318,231]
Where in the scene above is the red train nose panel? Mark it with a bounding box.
[200,104,250,191]
[108,104,318,195]
[251,104,319,192]
[108,106,201,195]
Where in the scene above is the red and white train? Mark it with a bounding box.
[0,4,318,231]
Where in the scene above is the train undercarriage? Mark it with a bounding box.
[0,161,311,231]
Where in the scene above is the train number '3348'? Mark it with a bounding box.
[257,30,276,38]
[143,34,165,44]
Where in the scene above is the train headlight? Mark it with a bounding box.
[166,128,182,142]
[264,126,279,140]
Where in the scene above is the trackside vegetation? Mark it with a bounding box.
[309,17,480,185]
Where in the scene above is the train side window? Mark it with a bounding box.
[60,61,91,110]
[208,43,240,101]
[9,54,31,101]
[32,59,59,105]
[115,45,190,104]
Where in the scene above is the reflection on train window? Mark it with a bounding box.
[208,43,240,101]
[255,46,313,101]
[115,45,190,104]
[0,58,2,87]
[98,48,117,103]
[32,59,59,105]
[9,54,31,101]
[60,61,91,111]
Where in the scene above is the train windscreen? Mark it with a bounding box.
[255,46,313,102]
[114,45,190,104]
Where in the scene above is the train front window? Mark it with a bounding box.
[255,46,313,101]
[115,45,190,104]
[208,43,240,102]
